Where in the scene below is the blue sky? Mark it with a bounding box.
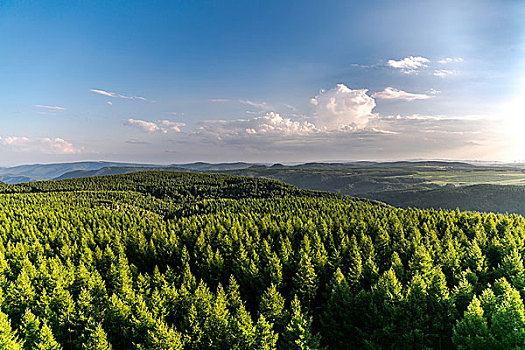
[0,0,524,165]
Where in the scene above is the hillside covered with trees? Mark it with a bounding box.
[0,171,524,349]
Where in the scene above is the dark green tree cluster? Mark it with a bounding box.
[0,172,524,348]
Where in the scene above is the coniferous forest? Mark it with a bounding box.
[0,171,525,349]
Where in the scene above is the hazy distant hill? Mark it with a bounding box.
[0,161,158,183]
[55,163,258,181]
[54,166,182,180]
[173,161,255,171]
[0,161,259,184]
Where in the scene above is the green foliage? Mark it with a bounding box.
[454,278,525,349]
[280,296,323,350]
[1,171,525,348]
[0,309,23,349]
[83,323,112,350]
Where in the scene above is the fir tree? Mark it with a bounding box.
[83,323,112,350]
[280,296,323,350]
[0,310,23,350]
[292,249,318,308]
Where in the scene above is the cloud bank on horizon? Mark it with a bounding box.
[0,0,523,165]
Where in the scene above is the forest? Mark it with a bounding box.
[0,171,524,349]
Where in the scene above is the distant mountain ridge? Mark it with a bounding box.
[0,161,158,184]
[49,161,525,217]
[0,161,259,184]
[4,160,525,216]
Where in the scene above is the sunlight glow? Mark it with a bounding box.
[501,77,525,161]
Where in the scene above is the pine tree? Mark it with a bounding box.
[20,308,40,349]
[258,284,286,332]
[399,273,429,348]
[320,268,355,349]
[143,321,183,350]
[465,240,486,273]
[0,310,24,350]
[83,323,112,350]
[427,267,455,348]
[265,252,283,288]
[453,296,491,349]
[34,322,62,350]
[253,315,278,350]
[203,284,231,349]
[408,245,433,278]
[292,249,318,308]
[500,248,525,292]
[490,278,525,348]
[375,227,391,271]
[347,236,362,289]
[280,296,323,350]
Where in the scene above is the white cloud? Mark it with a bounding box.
[125,118,185,133]
[239,99,272,110]
[126,119,159,132]
[310,84,376,129]
[372,87,433,101]
[209,99,230,102]
[350,63,375,69]
[387,56,430,74]
[196,112,317,140]
[0,137,78,154]
[439,57,464,64]
[194,85,383,143]
[157,120,185,133]
[34,105,66,112]
[433,69,456,78]
[90,89,148,101]
[114,83,502,162]
[187,110,497,162]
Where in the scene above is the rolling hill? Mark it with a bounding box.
[52,161,525,216]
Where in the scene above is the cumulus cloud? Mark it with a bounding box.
[0,137,78,154]
[439,57,464,64]
[433,69,456,78]
[125,118,185,133]
[372,87,433,101]
[387,56,430,74]
[187,111,497,162]
[195,112,317,140]
[310,84,376,129]
[90,89,148,101]
[119,82,500,162]
[157,120,185,133]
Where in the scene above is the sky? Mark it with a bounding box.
[0,0,524,166]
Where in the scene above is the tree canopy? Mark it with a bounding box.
[0,171,523,348]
